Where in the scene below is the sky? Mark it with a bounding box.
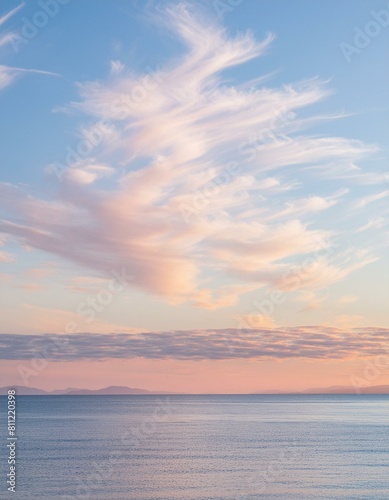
[0,0,388,393]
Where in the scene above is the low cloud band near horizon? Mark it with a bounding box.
[1,326,388,361]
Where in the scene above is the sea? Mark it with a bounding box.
[0,395,388,499]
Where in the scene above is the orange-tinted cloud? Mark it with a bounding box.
[0,5,381,309]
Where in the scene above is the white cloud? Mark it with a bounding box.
[0,4,382,307]
[0,3,58,91]
[356,216,385,233]
[0,3,24,27]
[354,190,389,209]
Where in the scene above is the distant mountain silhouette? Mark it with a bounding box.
[0,385,48,396]
[2,384,389,395]
[254,385,389,395]
[0,385,173,395]
[64,385,172,395]
[301,385,389,394]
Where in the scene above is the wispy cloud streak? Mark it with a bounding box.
[0,4,383,307]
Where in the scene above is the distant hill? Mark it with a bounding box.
[3,385,389,396]
[301,385,389,394]
[0,385,48,396]
[65,385,171,395]
[0,385,173,395]
[254,385,389,395]
[49,387,80,395]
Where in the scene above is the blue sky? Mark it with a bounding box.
[0,1,388,391]
[1,0,388,187]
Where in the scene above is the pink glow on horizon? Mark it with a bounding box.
[2,357,387,394]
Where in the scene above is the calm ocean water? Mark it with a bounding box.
[0,395,388,499]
